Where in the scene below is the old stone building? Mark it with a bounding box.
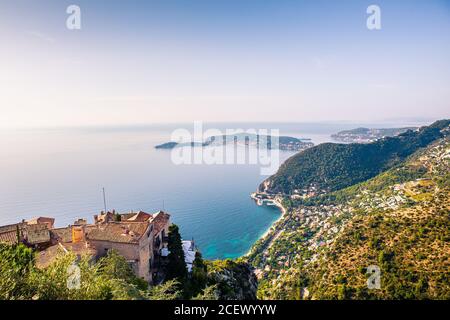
[86,220,154,281]
[0,217,54,248]
[0,210,171,284]
[45,211,170,283]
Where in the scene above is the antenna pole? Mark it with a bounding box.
[102,187,107,213]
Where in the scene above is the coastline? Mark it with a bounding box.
[244,194,287,257]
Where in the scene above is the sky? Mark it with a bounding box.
[0,0,449,128]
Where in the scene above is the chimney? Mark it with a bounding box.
[72,225,85,243]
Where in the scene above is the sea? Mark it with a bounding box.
[0,121,425,259]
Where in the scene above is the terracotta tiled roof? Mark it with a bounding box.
[35,244,64,268]
[86,222,150,243]
[36,242,97,269]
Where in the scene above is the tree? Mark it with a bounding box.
[192,285,218,300]
[188,251,208,297]
[0,242,180,300]
[148,279,181,300]
[337,284,349,300]
[165,224,188,284]
[98,249,148,291]
[0,243,34,299]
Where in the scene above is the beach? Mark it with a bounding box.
[245,194,288,257]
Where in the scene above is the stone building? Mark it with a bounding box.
[0,210,171,284]
[26,217,55,229]
[86,220,154,281]
[0,217,54,247]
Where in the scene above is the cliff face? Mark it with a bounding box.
[206,260,258,300]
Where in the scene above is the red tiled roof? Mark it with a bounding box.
[36,242,97,269]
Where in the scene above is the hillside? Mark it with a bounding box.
[260,120,449,195]
[331,126,418,143]
[248,128,450,299]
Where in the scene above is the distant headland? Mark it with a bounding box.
[155,133,314,151]
[331,126,418,143]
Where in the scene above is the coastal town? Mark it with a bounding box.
[247,135,450,299]
[0,210,196,284]
[330,127,419,144]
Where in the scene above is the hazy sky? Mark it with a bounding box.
[0,0,449,127]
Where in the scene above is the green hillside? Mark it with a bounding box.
[260,120,449,195]
[248,133,450,300]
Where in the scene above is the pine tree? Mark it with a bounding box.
[166,224,187,284]
[188,251,208,297]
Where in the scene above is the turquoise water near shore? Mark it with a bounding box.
[0,122,408,259]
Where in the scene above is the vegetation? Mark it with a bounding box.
[176,252,257,299]
[305,201,450,300]
[187,251,208,297]
[6,121,447,300]
[262,119,449,194]
[165,224,188,284]
[249,121,450,300]
[203,259,258,300]
[164,225,257,300]
[0,221,257,300]
[0,245,180,300]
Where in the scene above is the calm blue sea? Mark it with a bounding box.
[0,122,421,259]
